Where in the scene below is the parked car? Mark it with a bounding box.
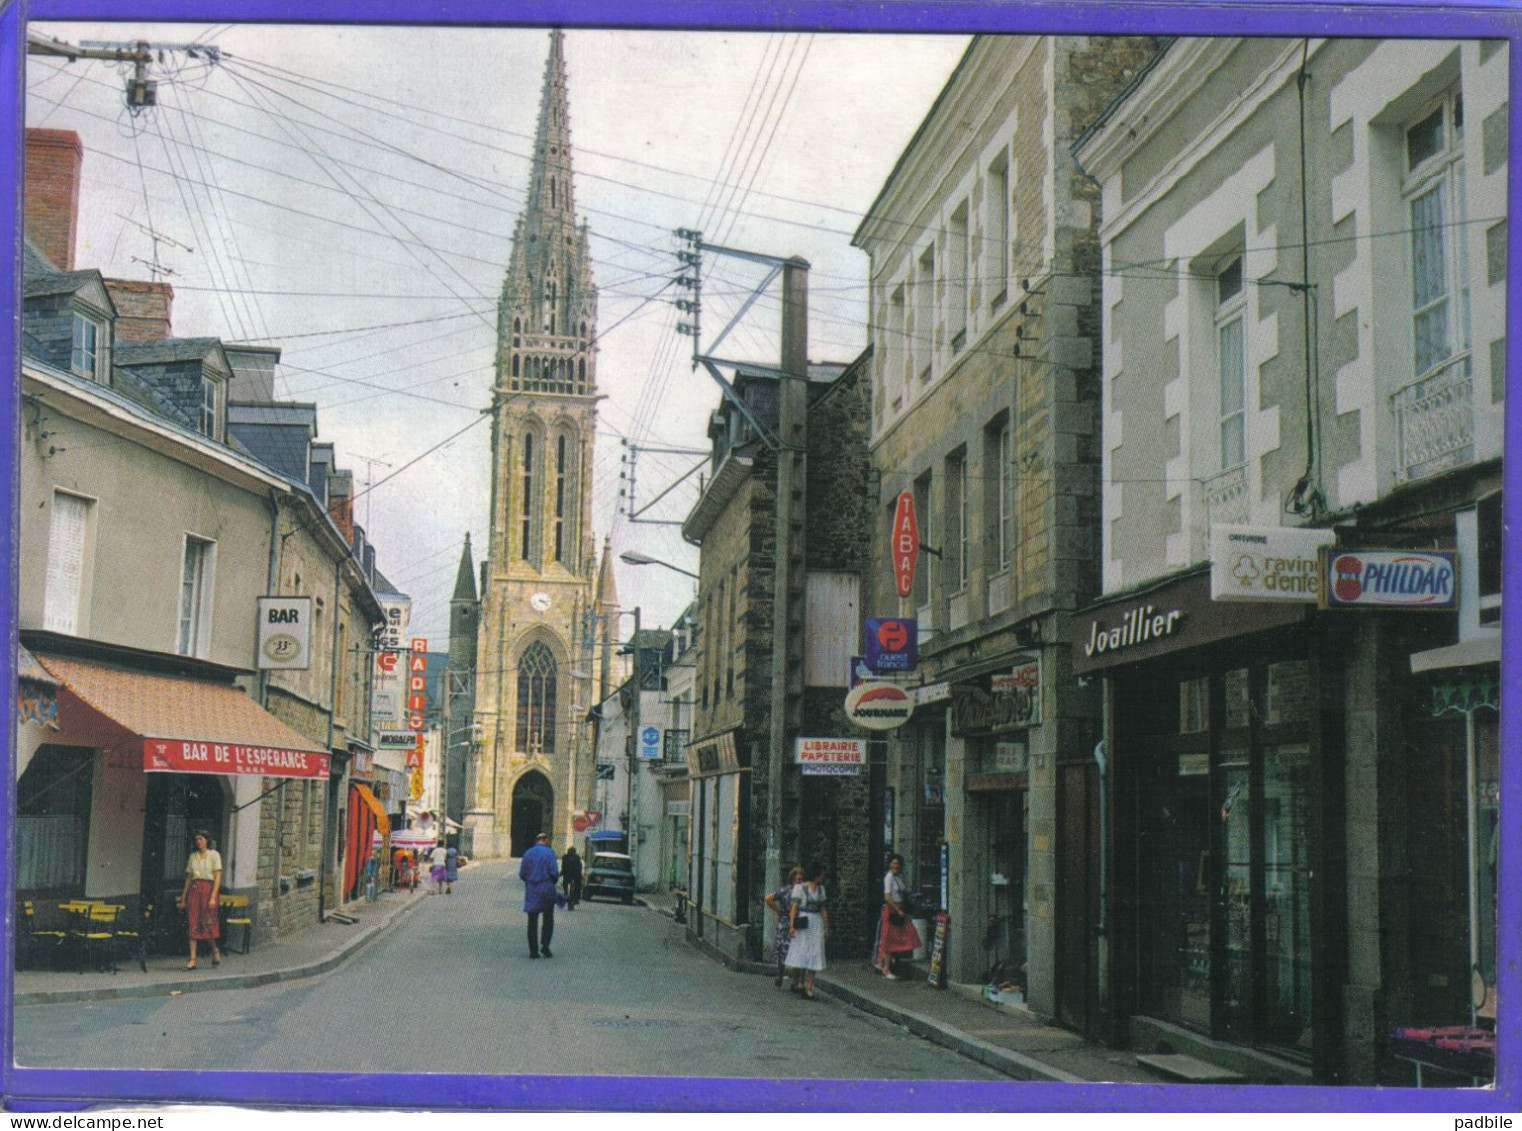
[584,851,635,904]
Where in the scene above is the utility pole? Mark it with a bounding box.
[766,259,809,882]
[26,34,221,113]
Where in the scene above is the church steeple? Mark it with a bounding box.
[469,29,601,860]
[498,27,596,391]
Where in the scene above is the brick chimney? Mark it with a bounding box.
[105,279,174,342]
[24,129,82,271]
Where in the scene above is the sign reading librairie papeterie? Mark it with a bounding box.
[794,736,865,775]
[143,738,329,778]
[257,597,312,670]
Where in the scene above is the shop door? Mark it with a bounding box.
[984,791,1026,987]
[140,774,225,946]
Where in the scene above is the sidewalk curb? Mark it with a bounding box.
[813,974,1085,1084]
[14,893,429,1007]
[635,894,1082,1084]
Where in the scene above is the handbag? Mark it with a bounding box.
[793,914,810,929]
[888,910,907,928]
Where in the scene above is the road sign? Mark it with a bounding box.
[891,491,918,599]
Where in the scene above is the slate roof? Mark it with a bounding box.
[114,338,226,366]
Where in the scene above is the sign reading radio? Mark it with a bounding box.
[407,637,428,730]
[143,739,329,779]
[891,491,918,599]
[794,737,865,776]
[1319,549,1457,610]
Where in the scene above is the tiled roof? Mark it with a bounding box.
[114,338,226,366]
[36,653,327,753]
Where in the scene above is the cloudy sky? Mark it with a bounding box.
[25,20,970,638]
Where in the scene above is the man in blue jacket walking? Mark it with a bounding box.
[519,831,560,959]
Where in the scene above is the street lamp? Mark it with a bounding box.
[619,550,698,579]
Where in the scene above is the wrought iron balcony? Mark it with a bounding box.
[1391,354,1474,483]
[1202,463,1249,527]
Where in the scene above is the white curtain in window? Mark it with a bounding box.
[1218,317,1246,469]
[43,492,89,633]
[1410,183,1451,376]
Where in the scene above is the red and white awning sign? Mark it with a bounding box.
[143,738,330,779]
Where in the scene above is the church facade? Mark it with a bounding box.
[466,30,602,859]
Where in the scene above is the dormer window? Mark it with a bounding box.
[71,312,105,381]
[200,375,223,440]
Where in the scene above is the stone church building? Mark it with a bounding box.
[465,30,603,858]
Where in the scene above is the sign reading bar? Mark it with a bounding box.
[891,491,919,599]
[144,738,329,779]
[1211,525,1332,603]
[1319,549,1457,610]
[257,597,313,670]
[794,736,865,776]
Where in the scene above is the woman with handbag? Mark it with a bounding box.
[765,865,804,989]
[784,862,830,1000]
[875,854,920,980]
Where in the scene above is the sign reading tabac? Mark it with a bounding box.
[794,736,865,776]
[1210,525,1333,603]
[891,491,918,599]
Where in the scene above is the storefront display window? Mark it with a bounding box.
[16,745,93,891]
[1140,648,1313,1053]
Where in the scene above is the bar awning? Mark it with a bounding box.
[37,653,330,780]
[353,782,392,837]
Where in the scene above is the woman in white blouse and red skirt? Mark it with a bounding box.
[178,830,223,970]
[875,854,920,979]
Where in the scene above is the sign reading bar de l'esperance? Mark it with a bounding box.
[143,738,329,778]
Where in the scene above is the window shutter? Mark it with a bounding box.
[43,493,89,633]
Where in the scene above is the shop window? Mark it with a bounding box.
[1265,659,1311,725]
[16,745,93,891]
[1178,676,1209,734]
[1223,667,1251,730]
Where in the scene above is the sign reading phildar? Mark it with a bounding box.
[891,491,918,599]
[144,738,329,779]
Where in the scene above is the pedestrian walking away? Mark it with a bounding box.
[560,845,583,910]
[784,862,830,1000]
[519,831,560,958]
[444,844,459,894]
[765,865,804,989]
[177,830,223,970]
[428,841,447,894]
[873,853,920,979]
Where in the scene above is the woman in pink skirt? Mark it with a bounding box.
[874,854,920,979]
[177,830,223,970]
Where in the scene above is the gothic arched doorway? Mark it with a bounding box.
[510,770,554,857]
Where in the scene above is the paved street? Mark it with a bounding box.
[13,861,1001,1080]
